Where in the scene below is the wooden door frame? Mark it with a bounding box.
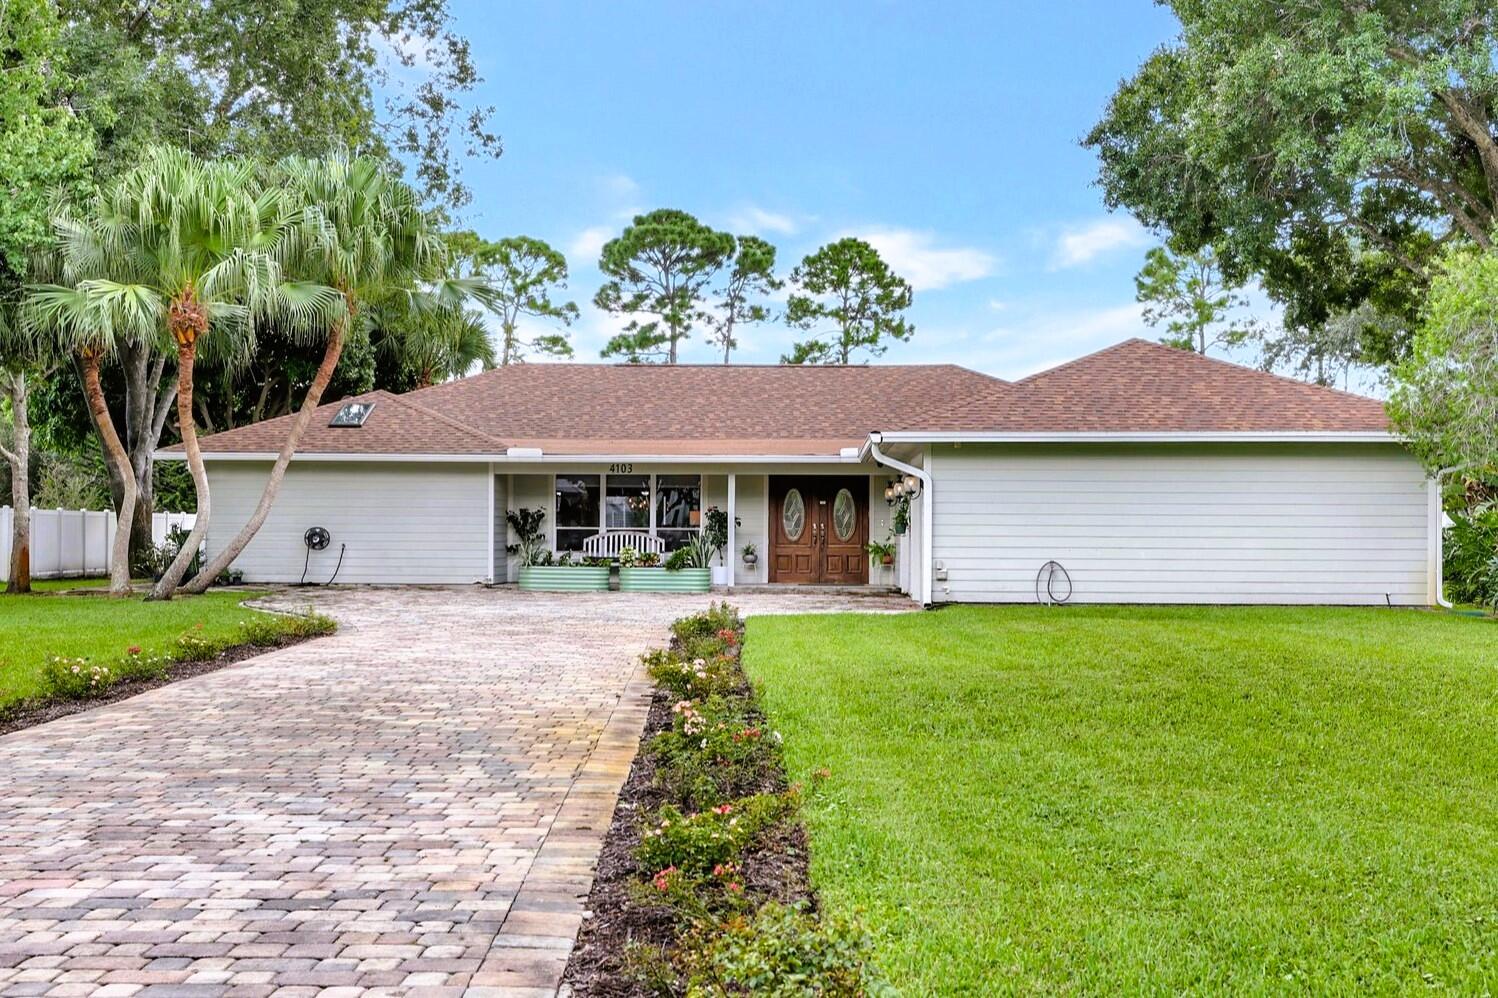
[768,476,869,585]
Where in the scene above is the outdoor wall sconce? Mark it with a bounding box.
[885,474,922,503]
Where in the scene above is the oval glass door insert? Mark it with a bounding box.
[782,488,805,541]
[832,488,856,541]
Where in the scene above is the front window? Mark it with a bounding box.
[605,474,650,530]
[555,475,600,552]
[655,474,701,551]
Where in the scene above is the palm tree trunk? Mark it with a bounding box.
[182,322,346,594]
[81,353,138,597]
[2,371,32,594]
[148,341,209,600]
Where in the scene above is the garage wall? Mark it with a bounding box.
[205,461,490,584]
[929,443,1430,605]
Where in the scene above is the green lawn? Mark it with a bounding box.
[0,585,293,708]
[743,605,1498,995]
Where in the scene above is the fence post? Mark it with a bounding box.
[1,506,10,582]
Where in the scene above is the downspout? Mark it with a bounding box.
[1432,465,1467,609]
[868,433,933,607]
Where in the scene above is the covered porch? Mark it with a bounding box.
[490,460,921,594]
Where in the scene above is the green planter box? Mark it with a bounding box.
[618,567,711,593]
[518,565,611,592]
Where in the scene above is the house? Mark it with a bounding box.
[168,339,1437,606]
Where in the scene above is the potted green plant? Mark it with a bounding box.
[890,495,911,536]
[704,507,740,585]
[619,535,712,593]
[866,537,896,567]
[741,542,758,569]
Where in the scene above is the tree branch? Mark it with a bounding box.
[1433,89,1498,209]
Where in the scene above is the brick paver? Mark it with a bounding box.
[0,587,910,997]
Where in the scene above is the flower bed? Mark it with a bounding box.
[562,602,889,996]
[0,607,336,735]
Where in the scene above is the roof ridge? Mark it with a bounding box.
[1014,338,1146,384]
[1124,337,1384,403]
[385,392,509,449]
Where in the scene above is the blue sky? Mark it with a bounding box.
[429,1,1184,379]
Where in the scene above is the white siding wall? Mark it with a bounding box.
[929,443,1430,605]
[735,475,768,585]
[205,461,490,584]
[507,474,552,582]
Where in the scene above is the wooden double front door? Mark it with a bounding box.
[769,477,868,585]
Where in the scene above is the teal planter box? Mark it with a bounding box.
[618,567,711,593]
[518,565,611,592]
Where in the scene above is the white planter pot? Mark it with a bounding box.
[711,565,729,586]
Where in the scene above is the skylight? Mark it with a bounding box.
[329,401,375,428]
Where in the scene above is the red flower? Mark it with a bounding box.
[126,645,142,656]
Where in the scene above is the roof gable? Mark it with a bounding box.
[932,339,1389,433]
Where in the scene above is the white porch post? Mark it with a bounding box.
[726,472,737,588]
[485,462,495,584]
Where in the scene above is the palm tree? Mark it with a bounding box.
[378,305,497,388]
[30,147,288,599]
[181,153,443,595]
[24,281,158,597]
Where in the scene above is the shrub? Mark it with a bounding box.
[644,650,742,700]
[1445,507,1498,608]
[682,902,893,998]
[41,656,117,700]
[652,696,783,808]
[672,602,742,645]
[636,793,794,876]
[664,546,694,571]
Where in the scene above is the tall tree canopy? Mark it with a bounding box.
[1389,248,1498,475]
[0,0,94,591]
[1086,1,1498,367]
[1135,244,1257,354]
[451,233,577,364]
[783,238,913,365]
[13,0,501,568]
[595,209,735,364]
[706,236,780,363]
[58,0,500,206]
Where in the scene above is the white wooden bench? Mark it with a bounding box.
[582,531,665,559]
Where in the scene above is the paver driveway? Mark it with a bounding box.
[0,587,910,997]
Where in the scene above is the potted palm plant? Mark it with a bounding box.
[866,537,896,567]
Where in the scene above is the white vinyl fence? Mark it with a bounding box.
[0,506,195,580]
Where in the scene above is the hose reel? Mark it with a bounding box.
[301,526,344,585]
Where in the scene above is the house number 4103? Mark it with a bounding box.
[608,463,634,474]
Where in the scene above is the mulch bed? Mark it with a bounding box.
[0,631,322,737]
[562,670,817,996]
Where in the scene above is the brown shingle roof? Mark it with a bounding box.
[925,339,1387,433]
[185,340,1389,457]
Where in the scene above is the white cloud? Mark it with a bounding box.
[725,205,801,236]
[372,31,437,72]
[1050,217,1150,270]
[843,227,998,291]
[567,225,614,265]
[977,302,1151,378]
